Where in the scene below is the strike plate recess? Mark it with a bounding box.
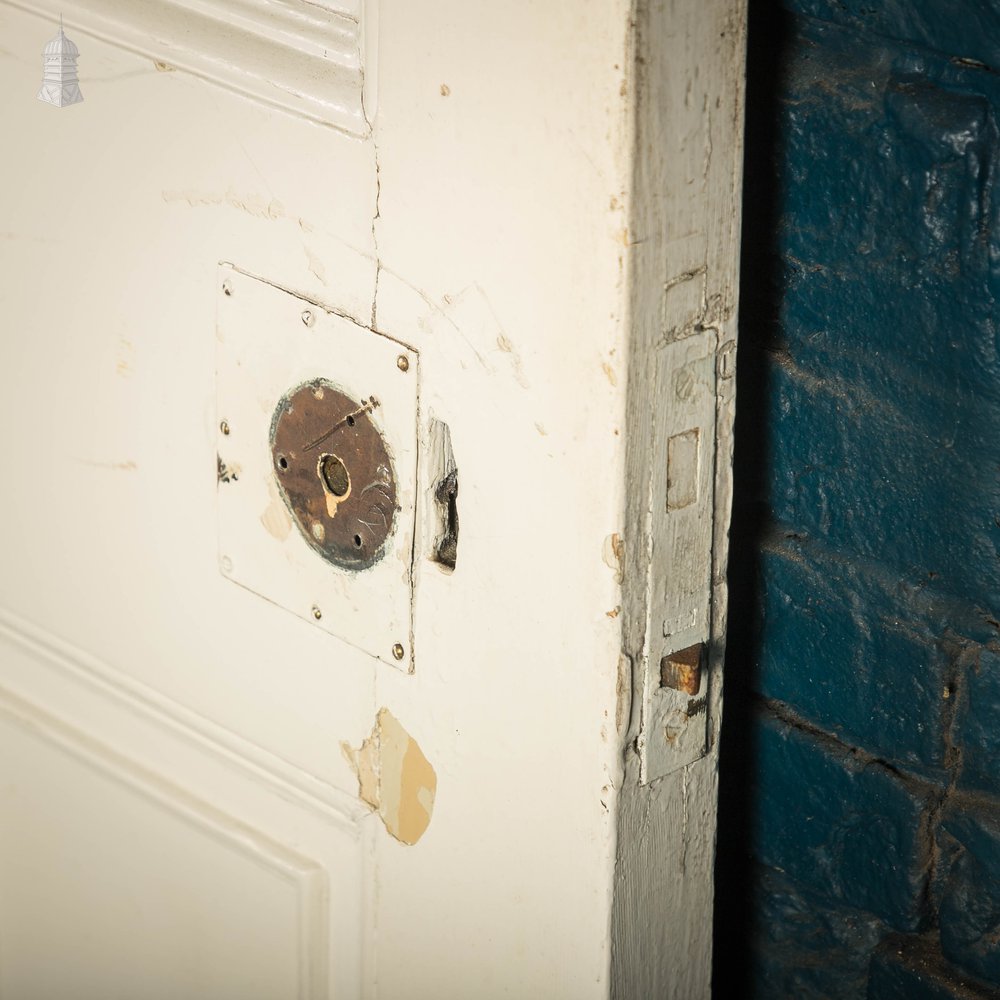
[638,329,717,783]
[216,264,419,671]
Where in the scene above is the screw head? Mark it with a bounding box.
[301,309,315,327]
[312,606,323,620]
[220,555,233,573]
[220,420,230,435]
[396,355,410,373]
[222,279,233,296]
[392,642,405,661]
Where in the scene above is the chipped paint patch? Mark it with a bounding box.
[260,477,293,541]
[217,456,241,484]
[603,532,625,583]
[342,708,437,845]
[616,653,632,733]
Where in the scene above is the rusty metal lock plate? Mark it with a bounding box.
[216,264,419,670]
[270,380,397,571]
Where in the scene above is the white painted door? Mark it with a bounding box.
[0,2,745,997]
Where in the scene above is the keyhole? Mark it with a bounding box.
[320,454,350,497]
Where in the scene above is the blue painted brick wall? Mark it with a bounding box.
[717,2,1000,997]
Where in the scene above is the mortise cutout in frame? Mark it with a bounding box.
[428,418,458,571]
[660,642,704,696]
[666,427,700,511]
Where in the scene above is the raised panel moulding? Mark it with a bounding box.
[0,606,368,826]
[0,687,331,1000]
[9,0,370,134]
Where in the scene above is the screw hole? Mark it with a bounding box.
[353,534,363,548]
[346,415,356,427]
[277,455,288,470]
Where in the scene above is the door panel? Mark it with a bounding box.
[0,0,742,994]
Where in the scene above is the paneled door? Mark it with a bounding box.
[0,1,746,997]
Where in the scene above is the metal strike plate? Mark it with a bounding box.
[638,329,717,782]
[216,264,419,670]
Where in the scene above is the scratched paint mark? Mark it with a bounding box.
[79,459,137,472]
[602,361,618,387]
[116,338,135,377]
[161,188,313,232]
[304,245,328,285]
[154,60,176,72]
[342,708,437,846]
[496,332,529,389]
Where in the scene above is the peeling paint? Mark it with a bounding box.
[217,456,241,484]
[603,532,625,583]
[616,653,632,733]
[342,708,437,846]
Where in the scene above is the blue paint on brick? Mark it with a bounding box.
[752,864,887,999]
[785,0,1000,75]
[717,3,1000,996]
[762,19,1000,609]
[953,648,1000,795]
[752,706,934,931]
[867,935,999,999]
[755,538,960,774]
[937,804,1000,982]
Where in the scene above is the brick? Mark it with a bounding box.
[937,801,1000,983]
[780,0,1000,73]
[757,17,1000,611]
[752,705,935,930]
[750,864,886,1000]
[868,934,998,1000]
[755,538,964,773]
[951,647,1000,797]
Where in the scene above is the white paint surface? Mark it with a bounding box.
[0,0,745,996]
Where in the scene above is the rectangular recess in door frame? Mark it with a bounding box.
[638,328,718,783]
